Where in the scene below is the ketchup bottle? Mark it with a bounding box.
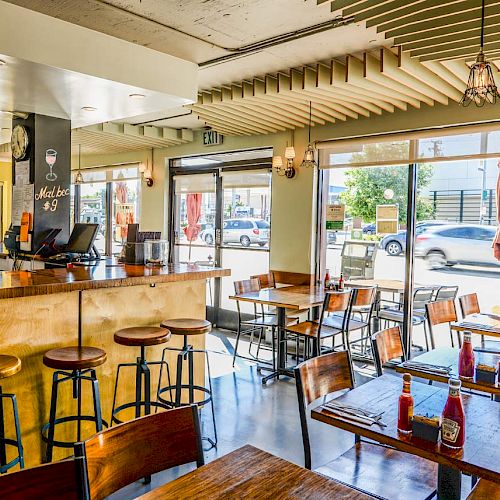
[441,379,465,449]
[458,331,475,379]
[397,373,414,434]
[338,272,345,291]
[324,269,330,288]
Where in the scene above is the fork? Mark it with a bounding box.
[325,401,384,420]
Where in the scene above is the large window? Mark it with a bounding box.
[319,127,500,351]
[72,165,141,255]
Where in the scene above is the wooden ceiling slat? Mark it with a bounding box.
[386,3,500,38]
[343,0,414,18]
[417,39,500,61]
[329,0,367,11]
[350,0,451,22]
[371,0,489,32]
[408,33,497,58]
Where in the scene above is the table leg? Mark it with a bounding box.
[372,290,381,333]
[437,464,461,500]
[261,307,287,385]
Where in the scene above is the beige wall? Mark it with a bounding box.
[75,101,500,276]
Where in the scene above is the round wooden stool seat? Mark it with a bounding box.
[160,318,212,336]
[114,326,171,347]
[0,355,21,379]
[43,346,107,370]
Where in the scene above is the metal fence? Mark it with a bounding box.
[428,189,497,226]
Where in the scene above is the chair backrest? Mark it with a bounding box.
[351,286,377,307]
[426,298,457,326]
[413,287,435,311]
[234,278,260,294]
[434,286,459,302]
[459,293,480,317]
[0,459,80,500]
[323,289,352,314]
[294,351,354,469]
[76,406,204,500]
[372,326,405,376]
[271,270,315,286]
[251,273,275,289]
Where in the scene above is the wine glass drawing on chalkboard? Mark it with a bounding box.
[45,149,58,181]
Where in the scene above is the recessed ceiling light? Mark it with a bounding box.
[129,93,146,99]
[81,106,97,112]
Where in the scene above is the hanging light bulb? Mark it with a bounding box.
[461,0,500,107]
[75,144,84,184]
[301,101,318,168]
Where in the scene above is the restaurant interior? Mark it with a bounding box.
[0,0,499,499]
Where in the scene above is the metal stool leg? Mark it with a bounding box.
[0,387,6,468]
[45,371,60,463]
[10,394,23,469]
[90,370,103,433]
[204,350,217,447]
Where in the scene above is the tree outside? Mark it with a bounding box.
[339,142,434,225]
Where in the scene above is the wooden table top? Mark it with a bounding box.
[138,444,374,499]
[451,314,500,338]
[395,347,500,396]
[0,261,230,299]
[229,285,326,310]
[312,375,500,483]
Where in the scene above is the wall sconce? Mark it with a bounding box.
[273,146,296,179]
[140,150,154,187]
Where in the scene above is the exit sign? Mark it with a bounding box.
[203,130,223,146]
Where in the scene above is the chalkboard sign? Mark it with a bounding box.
[12,114,71,252]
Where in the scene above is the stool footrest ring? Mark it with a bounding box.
[41,415,108,449]
[157,384,212,407]
[0,439,23,474]
[111,400,172,426]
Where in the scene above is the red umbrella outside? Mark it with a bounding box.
[494,162,500,261]
[184,193,202,261]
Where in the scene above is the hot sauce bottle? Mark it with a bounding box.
[458,331,475,379]
[338,272,345,291]
[324,269,331,289]
[398,373,414,434]
[441,379,465,449]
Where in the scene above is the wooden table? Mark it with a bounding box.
[138,444,374,499]
[312,375,500,500]
[451,314,500,339]
[396,347,500,397]
[229,285,326,383]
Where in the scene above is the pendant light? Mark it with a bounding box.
[301,101,318,168]
[460,0,500,107]
[75,144,84,184]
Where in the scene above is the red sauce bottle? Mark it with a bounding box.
[441,379,465,449]
[324,269,330,288]
[338,272,345,291]
[458,331,475,379]
[398,373,414,434]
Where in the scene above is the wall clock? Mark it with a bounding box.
[11,124,30,160]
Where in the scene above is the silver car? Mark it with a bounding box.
[202,218,270,247]
[415,224,499,269]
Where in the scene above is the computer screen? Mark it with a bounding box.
[65,223,99,254]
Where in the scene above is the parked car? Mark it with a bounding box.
[380,221,449,256]
[201,218,270,247]
[363,223,376,235]
[415,224,499,269]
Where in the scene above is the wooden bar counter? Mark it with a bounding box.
[0,261,230,467]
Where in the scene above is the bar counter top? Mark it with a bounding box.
[0,260,230,299]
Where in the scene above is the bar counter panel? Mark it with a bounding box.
[0,262,228,467]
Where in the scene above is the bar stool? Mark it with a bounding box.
[157,318,217,448]
[111,326,172,425]
[41,346,107,463]
[0,355,23,473]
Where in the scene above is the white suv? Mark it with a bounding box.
[202,218,270,247]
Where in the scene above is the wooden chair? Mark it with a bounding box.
[75,405,204,500]
[459,293,480,317]
[459,293,499,353]
[467,479,500,499]
[294,351,437,500]
[326,286,377,358]
[426,299,461,349]
[285,290,353,361]
[0,458,80,500]
[371,326,406,377]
